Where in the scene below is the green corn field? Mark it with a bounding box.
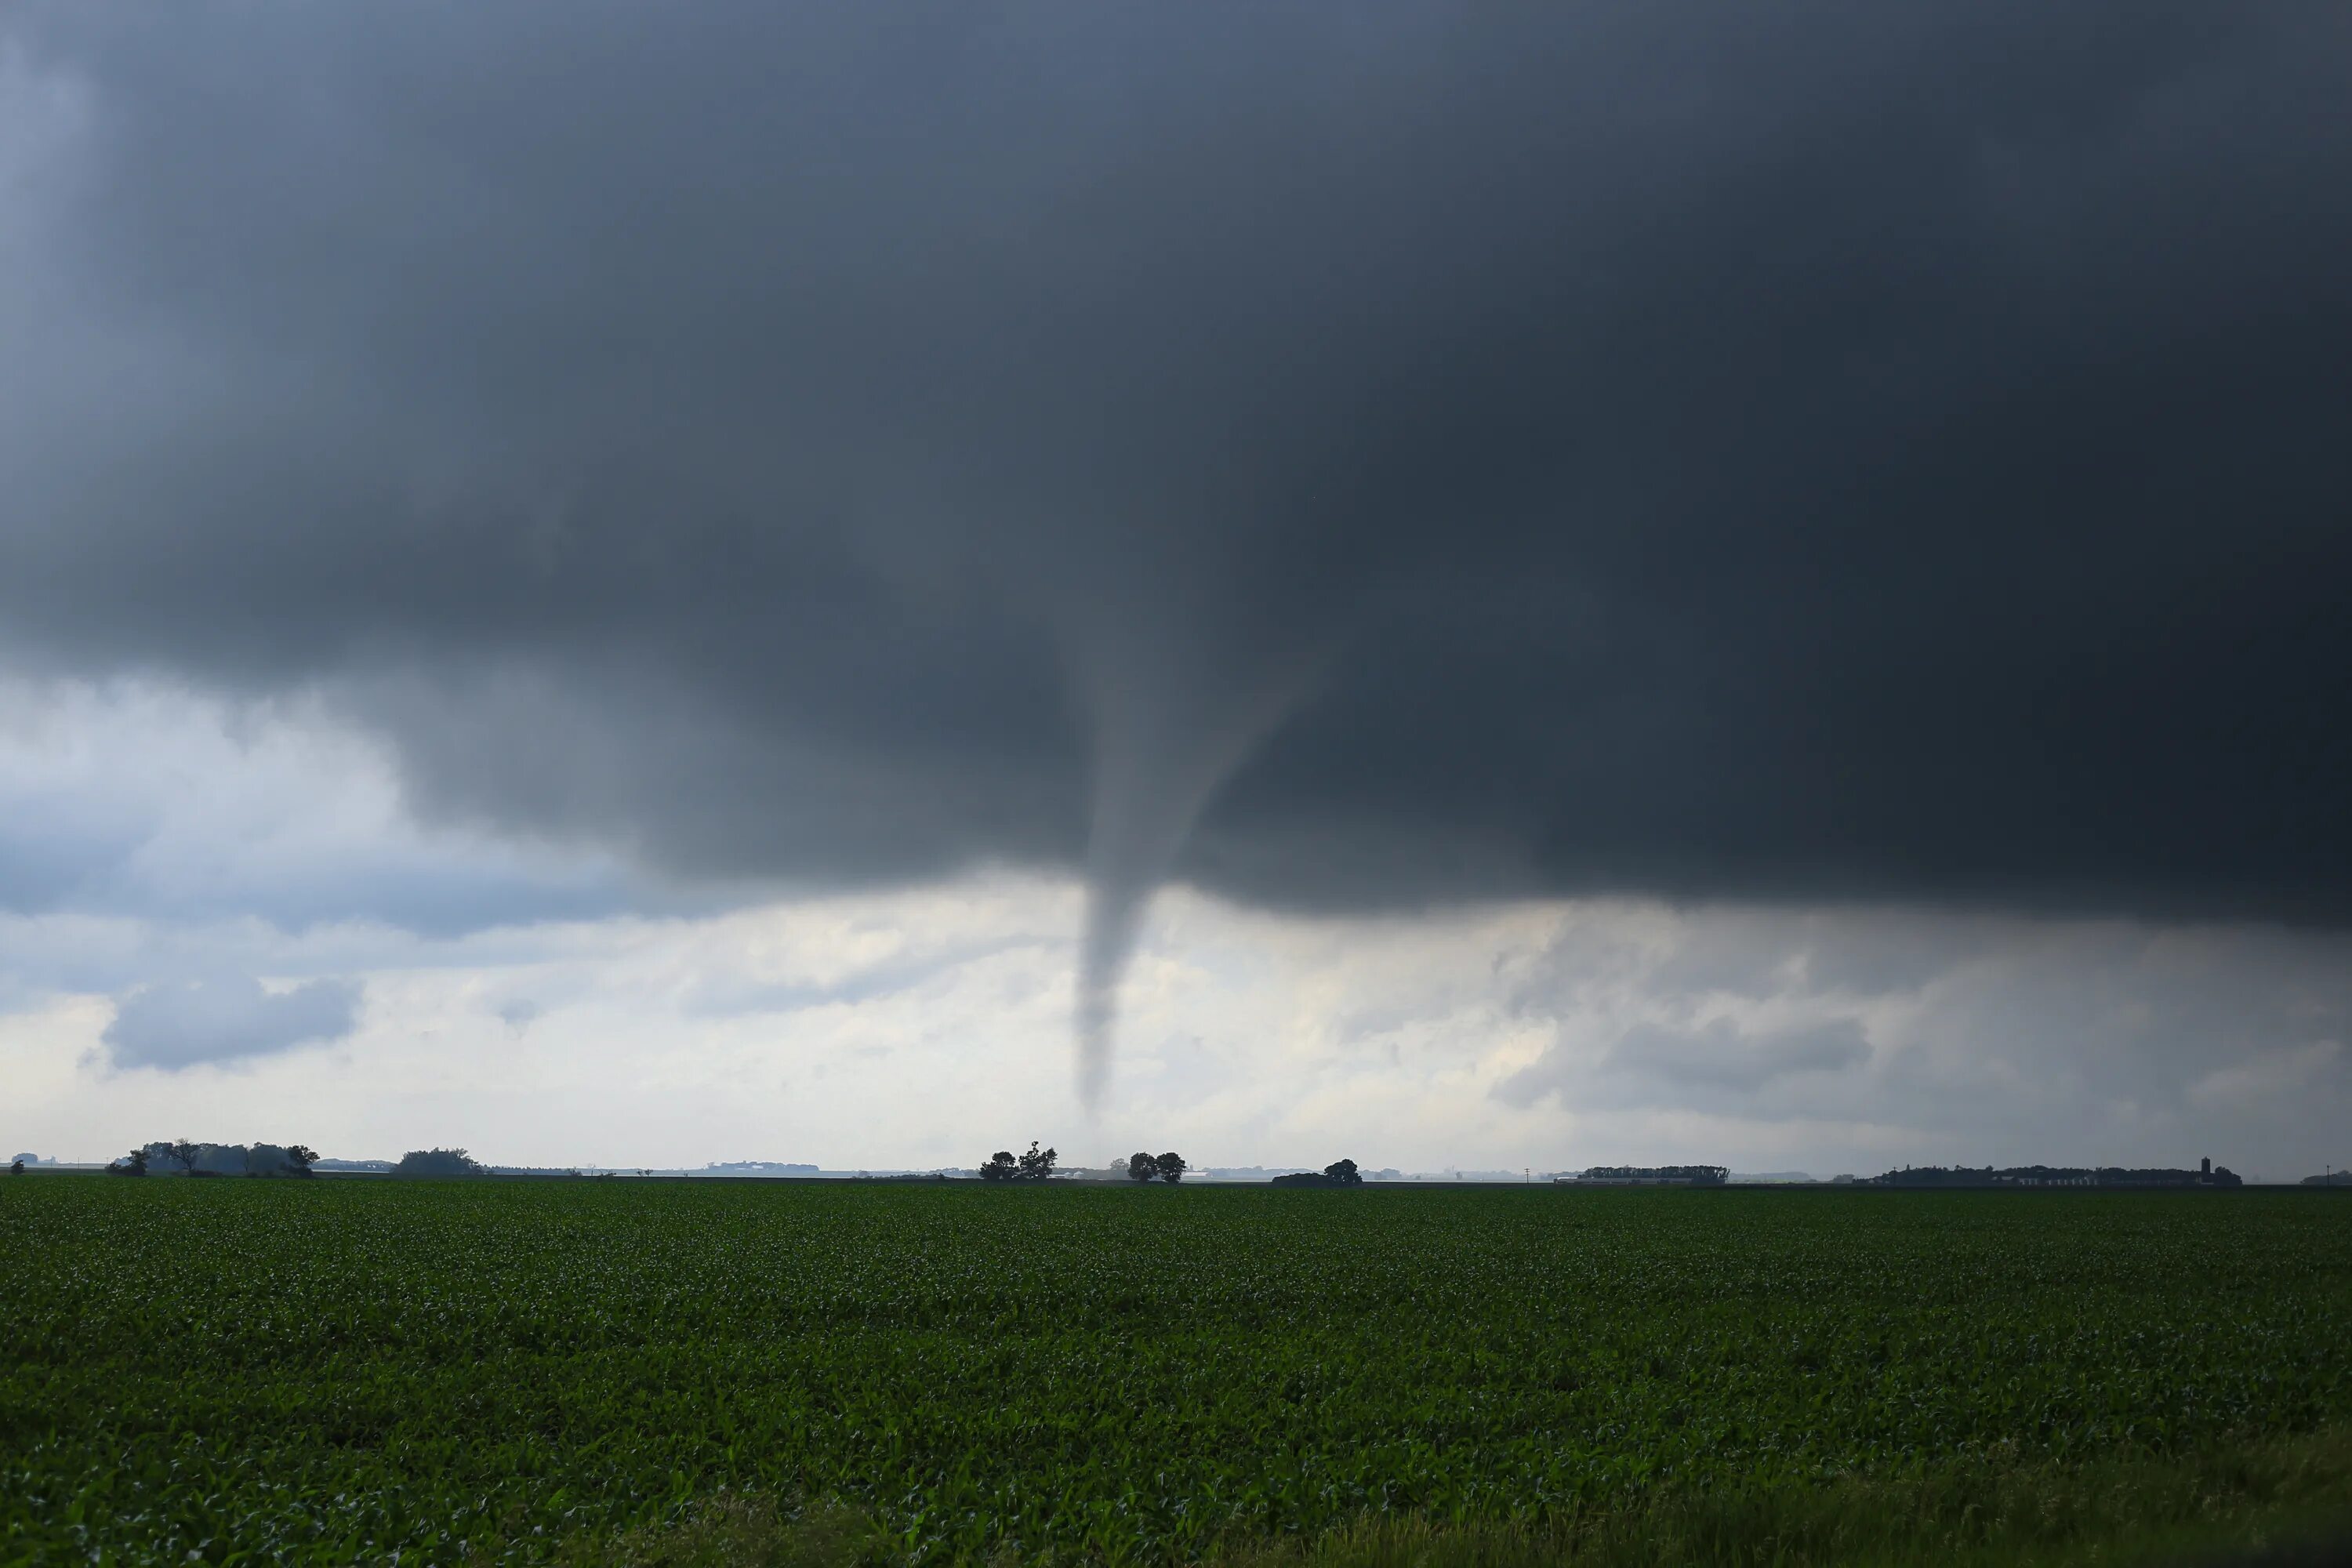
[3,1178,2348,1565]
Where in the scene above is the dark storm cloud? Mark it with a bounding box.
[4,2,2351,1087]
[1486,908,2352,1163]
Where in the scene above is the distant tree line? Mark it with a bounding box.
[1272,1159,1365,1188]
[1868,1162,2241,1189]
[1569,1165,1729,1185]
[99,1143,499,1178]
[107,1141,319,1178]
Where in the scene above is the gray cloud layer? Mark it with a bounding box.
[102,972,361,1071]
[5,3,2350,1086]
[1488,906,2350,1167]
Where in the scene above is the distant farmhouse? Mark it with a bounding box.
[1867,1157,2241,1189]
[1560,1165,1729,1186]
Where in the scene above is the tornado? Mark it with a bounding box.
[1069,630,1330,1112]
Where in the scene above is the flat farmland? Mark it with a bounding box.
[2,1179,2347,1565]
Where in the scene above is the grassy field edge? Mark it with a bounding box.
[569,1426,2352,1567]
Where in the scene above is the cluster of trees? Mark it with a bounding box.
[107,1141,319,1177]
[1126,1152,1189,1183]
[974,1145,1196,1183]
[978,1142,1058,1181]
[1272,1159,1365,1188]
[391,1149,487,1176]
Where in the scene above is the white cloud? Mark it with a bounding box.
[0,674,654,935]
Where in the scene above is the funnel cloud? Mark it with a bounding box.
[2,2,2350,1102]
[1072,616,1335,1108]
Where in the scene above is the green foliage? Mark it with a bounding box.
[394,1147,486,1177]
[1200,1430,2352,1567]
[1127,1152,1185,1183]
[539,1495,884,1568]
[982,1144,1055,1183]
[2,1181,2348,1564]
[585,1432,2352,1568]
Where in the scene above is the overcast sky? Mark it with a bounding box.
[3,2,2347,1176]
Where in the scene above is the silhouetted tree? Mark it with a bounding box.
[9,1160,21,1176]
[1018,1142,1058,1181]
[979,1150,1019,1182]
[285,1144,319,1174]
[1155,1152,1187,1184]
[109,1148,148,1176]
[1127,1152,1160,1182]
[159,1139,203,1177]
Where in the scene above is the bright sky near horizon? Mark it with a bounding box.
[5,681,2343,1180]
